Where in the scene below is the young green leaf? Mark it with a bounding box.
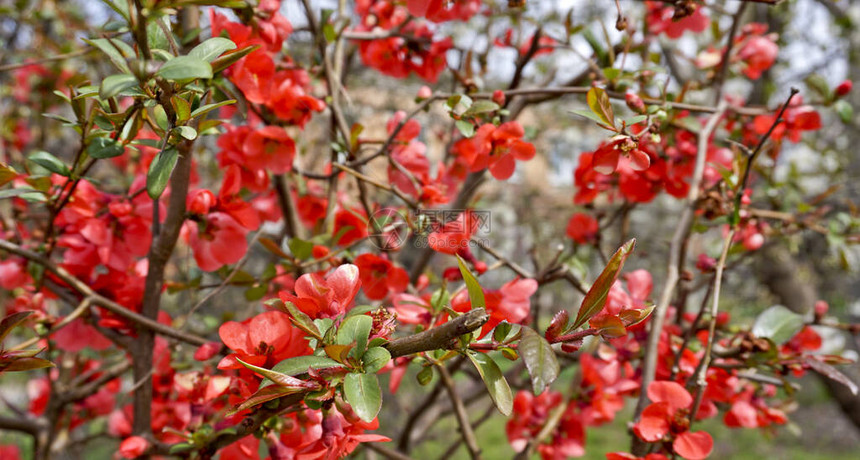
[519,326,560,395]
[456,255,486,309]
[752,305,805,345]
[99,74,138,100]
[190,99,237,119]
[146,147,179,199]
[188,37,237,62]
[362,346,391,374]
[337,314,373,358]
[28,151,70,177]
[466,351,513,416]
[571,239,636,330]
[156,56,213,81]
[343,373,382,422]
[88,137,125,159]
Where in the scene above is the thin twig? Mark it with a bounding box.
[631,101,728,454]
[436,363,482,460]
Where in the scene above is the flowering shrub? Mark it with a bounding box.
[0,1,858,460]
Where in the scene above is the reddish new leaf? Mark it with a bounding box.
[586,87,615,128]
[619,305,656,327]
[0,311,32,343]
[227,385,299,416]
[589,315,626,339]
[236,358,317,389]
[545,310,569,341]
[805,356,858,396]
[571,239,636,330]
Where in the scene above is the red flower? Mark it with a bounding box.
[453,122,536,180]
[645,2,708,38]
[452,277,537,337]
[185,212,248,272]
[355,253,409,300]
[279,264,362,319]
[217,310,310,370]
[119,436,150,459]
[333,208,369,246]
[427,210,482,255]
[752,96,821,144]
[406,0,481,22]
[734,24,778,80]
[566,213,599,244]
[506,390,585,459]
[633,381,714,460]
[243,126,296,174]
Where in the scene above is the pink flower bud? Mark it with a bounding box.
[814,300,829,317]
[492,90,506,106]
[417,85,433,100]
[625,91,646,113]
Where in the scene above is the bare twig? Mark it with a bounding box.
[631,101,729,453]
[436,363,482,460]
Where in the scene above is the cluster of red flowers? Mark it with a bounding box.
[353,0,460,82]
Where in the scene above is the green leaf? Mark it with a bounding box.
[466,351,513,416]
[571,239,636,330]
[519,326,559,395]
[455,120,475,138]
[834,100,853,124]
[493,321,513,343]
[156,56,213,81]
[570,109,609,125]
[188,37,237,62]
[288,237,314,260]
[171,96,191,122]
[362,346,391,374]
[463,100,500,117]
[805,74,830,100]
[417,366,434,385]
[175,125,197,140]
[343,373,382,422]
[190,99,236,119]
[586,87,615,127]
[0,188,47,202]
[447,94,473,116]
[28,151,70,177]
[99,74,138,100]
[456,255,486,309]
[84,38,133,73]
[211,45,260,73]
[337,314,372,358]
[146,147,178,199]
[88,137,125,159]
[752,305,805,345]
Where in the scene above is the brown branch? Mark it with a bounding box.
[364,443,417,460]
[0,240,208,346]
[713,3,748,105]
[385,308,489,358]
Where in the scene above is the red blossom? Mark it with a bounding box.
[633,381,714,460]
[278,264,362,319]
[566,212,599,244]
[645,2,708,38]
[217,310,310,370]
[453,121,536,180]
[355,253,409,300]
